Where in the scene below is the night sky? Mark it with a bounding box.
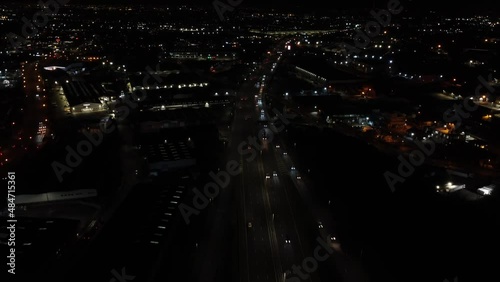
[3,0,500,15]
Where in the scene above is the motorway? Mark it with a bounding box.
[233,45,325,282]
[198,40,343,282]
[232,40,370,282]
[191,40,315,282]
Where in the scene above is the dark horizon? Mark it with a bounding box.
[2,0,500,15]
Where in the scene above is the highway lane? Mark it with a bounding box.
[215,55,284,282]
[263,147,309,277]
[257,43,369,282]
[189,37,343,282]
[268,126,370,282]
[236,55,289,282]
[194,36,342,282]
[236,44,313,282]
[192,75,277,282]
[259,126,332,282]
[236,43,321,282]
[256,152,285,282]
[192,103,273,282]
[244,149,279,282]
[237,79,279,282]
[262,159,300,279]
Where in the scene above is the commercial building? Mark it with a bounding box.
[145,141,196,173]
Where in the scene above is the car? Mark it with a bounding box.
[248,222,252,228]
[266,173,271,179]
[276,145,280,149]
[296,174,302,180]
[291,166,296,170]
[285,235,291,244]
[273,171,277,177]
[318,221,324,229]
[283,152,288,156]
[330,234,337,242]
